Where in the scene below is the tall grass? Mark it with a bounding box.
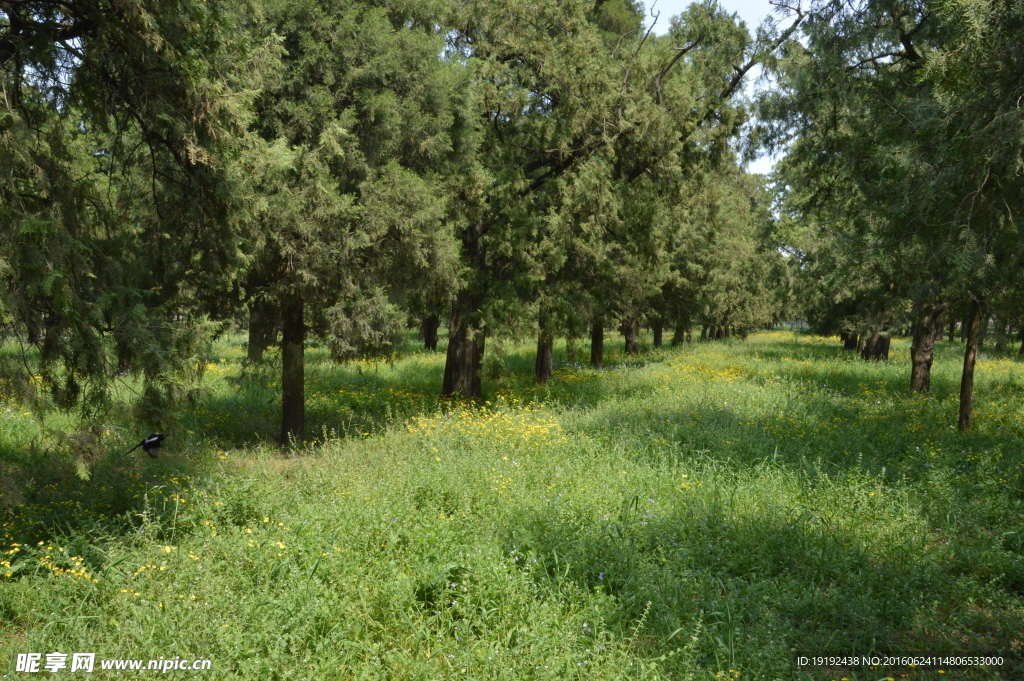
[2,332,1023,679]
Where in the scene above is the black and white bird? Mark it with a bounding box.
[125,433,166,458]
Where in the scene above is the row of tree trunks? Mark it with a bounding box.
[590,318,604,367]
[910,303,945,393]
[700,325,732,340]
[421,314,440,351]
[280,290,305,444]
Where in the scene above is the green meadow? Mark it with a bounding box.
[2,332,1023,680]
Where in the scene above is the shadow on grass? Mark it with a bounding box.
[1,446,209,551]
[178,335,654,448]
[501,493,1024,679]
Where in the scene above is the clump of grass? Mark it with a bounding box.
[2,332,1023,679]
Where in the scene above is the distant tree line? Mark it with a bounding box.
[6,0,1019,440]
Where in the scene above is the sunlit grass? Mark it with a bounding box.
[2,331,1023,679]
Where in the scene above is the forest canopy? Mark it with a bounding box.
[2,0,1022,441]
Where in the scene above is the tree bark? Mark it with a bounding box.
[280,291,305,444]
[910,303,944,393]
[652,320,663,349]
[442,291,485,399]
[535,330,553,384]
[590,318,604,367]
[861,329,890,361]
[948,318,956,343]
[442,222,486,399]
[421,314,440,352]
[248,299,277,364]
[994,316,1008,352]
[959,298,984,431]
[621,317,639,355]
[672,323,686,346]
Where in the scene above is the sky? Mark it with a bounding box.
[644,0,783,175]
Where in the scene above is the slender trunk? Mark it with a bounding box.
[960,312,969,341]
[948,319,956,343]
[959,299,984,431]
[672,323,686,347]
[700,326,708,342]
[535,331,553,384]
[621,317,639,355]
[248,302,267,363]
[280,291,305,444]
[442,291,485,399]
[116,334,133,373]
[932,311,944,345]
[1019,326,1024,356]
[994,317,1008,353]
[652,321,663,349]
[421,314,440,352]
[910,303,944,393]
[590,318,604,367]
[248,299,278,364]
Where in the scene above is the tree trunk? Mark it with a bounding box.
[621,317,639,355]
[948,318,956,343]
[994,316,1008,353]
[862,329,890,361]
[442,222,486,399]
[910,303,944,393]
[960,312,969,342]
[1019,326,1024,356]
[248,300,275,364]
[280,291,305,444]
[421,314,440,352]
[959,298,984,431]
[652,321,663,349]
[842,333,858,351]
[590,318,604,367]
[442,291,485,399]
[700,326,708,342]
[932,311,943,345]
[535,330,553,384]
[672,323,686,346]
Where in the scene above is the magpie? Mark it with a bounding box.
[125,433,166,458]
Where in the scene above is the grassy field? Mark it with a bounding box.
[2,331,1023,680]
